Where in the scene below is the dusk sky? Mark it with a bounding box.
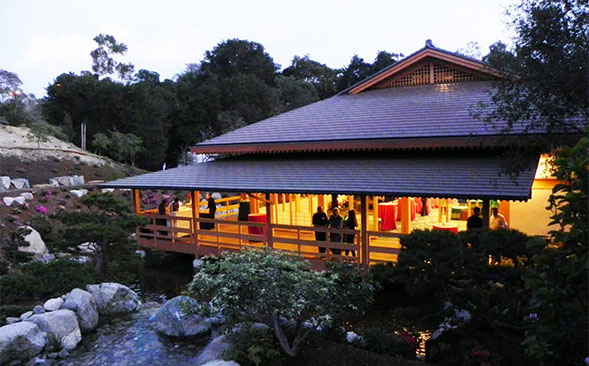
[1,0,516,98]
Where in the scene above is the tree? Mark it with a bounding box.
[26,119,66,148]
[522,131,588,365]
[90,34,135,81]
[1,227,33,267]
[0,70,23,102]
[52,192,147,275]
[282,55,338,99]
[479,0,588,139]
[188,249,373,357]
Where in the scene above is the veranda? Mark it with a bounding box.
[131,190,492,270]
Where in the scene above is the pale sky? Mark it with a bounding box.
[0,0,516,98]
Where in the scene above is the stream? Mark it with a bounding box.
[56,252,204,366]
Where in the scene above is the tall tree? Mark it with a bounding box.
[90,34,135,81]
[480,0,588,138]
[282,55,338,99]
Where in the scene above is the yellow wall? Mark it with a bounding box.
[510,179,558,236]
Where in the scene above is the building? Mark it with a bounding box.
[104,41,558,269]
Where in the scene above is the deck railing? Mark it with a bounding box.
[136,213,399,266]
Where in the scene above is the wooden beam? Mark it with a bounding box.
[360,196,369,271]
[132,189,141,214]
[289,194,293,226]
[318,195,325,210]
[348,195,354,210]
[372,196,379,231]
[265,193,272,249]
[191,190,200,255]
[248,193,271,204]
[499,200,510,227]
[400,197,411,234]
[482,199,490,230]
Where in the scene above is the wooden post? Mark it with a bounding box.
[132,189,141,214]
[289,194,293,225]
[294,194,300,225]
[372,196,379,231]
[400,197,411,234]
[360,196,369,271]
[318,195,325,210]
[265,193,273,249]
[482,199,490,230]
[348,195,354,210]
[191,191,200,255]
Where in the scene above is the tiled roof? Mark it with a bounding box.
[103,152,537,200]
[194,82,527,150]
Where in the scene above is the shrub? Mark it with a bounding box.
[224,324,281,366]
[361,327,417,358]
[0,305,29,324]
[188,249,368,357]
[0,259,8,275]
[0,259,95,304]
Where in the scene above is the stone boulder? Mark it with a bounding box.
[86,282,140,315]
[195,335,231,365]
[153,296,211,338]
[13,196,26,205]
[0,176,10,190]
[19,226,48,261]
[201,361,240,366]
[71,175,85,185]
[62,288,99,333]
[55,176,73,186]
[70,190,84,198]
[20,192,34,201]
[0,322,46,364]
[26,309,82,350]
[3,196,14,206]
[11,178,30,189]
[43,297,64,312]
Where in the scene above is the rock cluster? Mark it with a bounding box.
[48,175,84,187]
[0,283,139,365]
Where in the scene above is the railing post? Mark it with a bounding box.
[191,191,200,256]
[265,193,273,249]
[361,196,369,271]
[482,199,490,230]
[132,189,141,214]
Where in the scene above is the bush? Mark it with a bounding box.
[0,305,29,324]
[0,259,95,304]
[188,249,369,357]
[361,327,417,358]
[224,324,281,366]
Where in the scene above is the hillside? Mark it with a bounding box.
[0,124,144,186]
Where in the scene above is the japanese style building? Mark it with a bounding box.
[104,41,558,269]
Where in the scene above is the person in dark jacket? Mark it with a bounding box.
[312,206,328,254]
[157,198,168,236]
[343,210,358,256]
[201,193,217,230]
[328,208,343,255]
[467,207,483,230]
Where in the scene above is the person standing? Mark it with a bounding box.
[170,198,180,212]
[328,208,343,255]
[202,193,217,230]
[343,210,358,256]
[467,207,483,230]
[312,206,328,254]
[157,198,168,236]
[490,207,508,230]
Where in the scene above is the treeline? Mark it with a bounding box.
[1,38,401,171]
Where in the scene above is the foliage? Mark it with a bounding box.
[90,34,135,81]
[224,324,282,366]
[0,305,29,324]
[51,192,147,276]
[91,130,144,165]
[479,0,587,139]
[521,133,588,365]
[0,259,8,275]
[361,327,417,358]
[0,259,95,304]
[1,227,33,266]
[282,55,338,99]
[0,70,23,102]
[188,249,368,357]
[325,261,376,320]
[26,119,68,147]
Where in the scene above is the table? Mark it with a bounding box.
[378,202,397,230]
[432,223,458,234]
[248,213,266,235]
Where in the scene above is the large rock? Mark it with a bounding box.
[71,175,85,185]
[19,226,48,261]
[11,178,30,189]
[62,288,99,333]
[86,282,140,315]
[201,361,240,366]
[13,196,26,205]
[55,176,74,186]
[153,296,211,338]
[195,335,231,365]
[0,322,46,364]
[0,176,10,190]
[43,298,64,312]
[3,196,14,206]
[20,192,34,201]
[26,309,81,350]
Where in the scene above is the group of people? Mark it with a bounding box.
[466,207,509,230]
[312,206,358,256]
[156,193,218,233]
